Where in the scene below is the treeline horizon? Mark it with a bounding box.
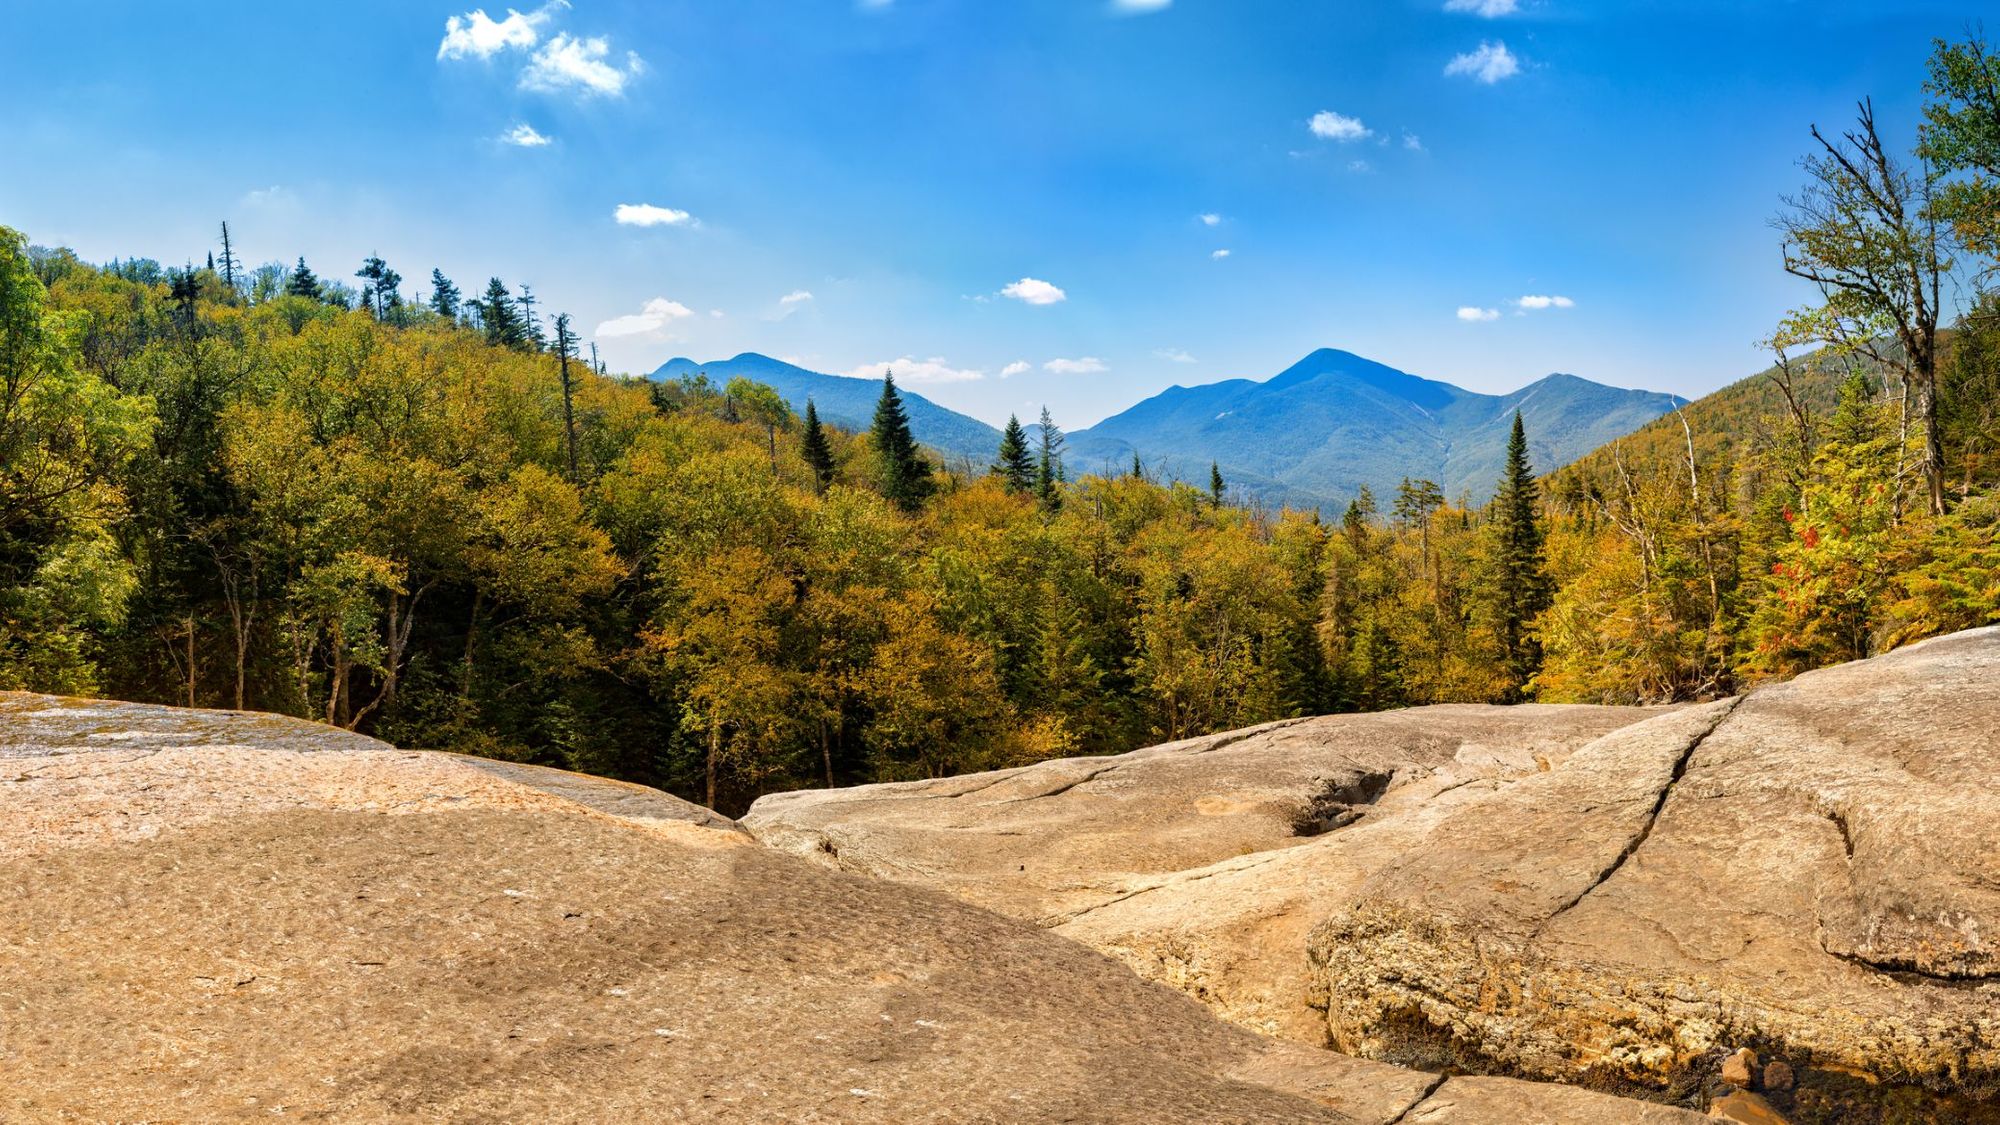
[2,35,1996,813]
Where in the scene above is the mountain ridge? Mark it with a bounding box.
[651,348,1685,510]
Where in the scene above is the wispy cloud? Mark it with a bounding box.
[1457,306,1501,322]
[1211,248,1232,259]
[844,357,985,384]
[1000,360,1032,378]
[1199,212,1223,226]
[1044,357,1108,375]
[1111,0,1171,12]
[438,2,566,60]
[1517,294,1575,311]
[523,33,644,96]
[1309,110,1372,142]
[1001,277,1067,305]
[1444,0,1518,15]
[769,290,815,320]
[1445,41,1520,84]
[1154,348,1197,364]
[1402,132,1424,151]
[501,122,553,147]
[597,297,695,337]
[614,203,694,227]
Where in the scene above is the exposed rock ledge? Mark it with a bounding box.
[746,628,2000,1122]
[0,691,1698,1122]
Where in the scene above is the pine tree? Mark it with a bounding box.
[992,414,1034,492]
[516,283,544,350]
[801,399,836,492]
[1131,452,1144,479]
[1035,406,1066,510]
[480,277,527,349]
[870,372,933,511]
[285,256,322,300]
[428,269,461,320]
[1209,462,1225,507]
[1490,411,1552,699]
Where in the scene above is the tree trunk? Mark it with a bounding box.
[706,723,720,811]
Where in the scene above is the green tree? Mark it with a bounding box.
[428,269,461,320]
[800,399,836,492]
[1920,33,2000,263]
[479,277,527,349]
[1489,412,1551,698]
[869,371,933,511]
[992,414,1034,492]
[285,257,322,300]
[1035,406,1065,510]
[1208,462,1225,507]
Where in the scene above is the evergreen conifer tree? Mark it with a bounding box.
[1131,452,1144,479]
[992,414,1034,492]
[285,257,321,300]
[1209,462,1226,507]
[1490,411,1552,698]
[428,269,461,320]
[801,399,836,492]
[870,372,933,510]
[480,277,527,349]
[1034,406,1065,510]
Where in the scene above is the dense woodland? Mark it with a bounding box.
[1,37,1996,812]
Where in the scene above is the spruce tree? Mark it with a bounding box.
[992,414,1034,492]
[1209,462,1225,507]
[480,277,527,349]
[1034,406,1066,510]
[428,269,461,320]
[870,372,933,510]
[285,257,321,300]
[216,222,241,290]
[1131,452,1144,479]
[1490,411,1552,699]
[801,399,836,492]
[554,313,579,481]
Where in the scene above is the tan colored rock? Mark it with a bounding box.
[1708,1090,1790,1124]
[744,704,1656,924]
[1720,1048,1758,1089]
[0,693,1413,1123]
[1310,627,2000,1115]
[745,702,1658,1045]
[1403,1077,1706,1123]
[1761,1060,1793,1092]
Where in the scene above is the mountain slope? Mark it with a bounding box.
[1068,349,1685,510]
[651,353,1001,464]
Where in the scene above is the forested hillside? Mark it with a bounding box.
[2,35,1996,813]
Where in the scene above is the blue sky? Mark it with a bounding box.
[0,0,1973,427]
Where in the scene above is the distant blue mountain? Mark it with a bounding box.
[653,348,1683,512]
[650,353,1001,465]
[1067,348,1685,510]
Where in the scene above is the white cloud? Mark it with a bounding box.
[1112,0,1172,11]
[843,357,985,384]
[596,297,695,338]
[614,203,694,227]
[709,309,725,318]
[438,2,565,60]
[1444,0,1518,15]
[1154,348,1197,364]
[769,290,815,321]
[1044,357,1108,375]
[1445,41,1520,84]
[1211,248,1232,259]
[1517,294,1575,310]
[522,33,644,97]
[1001,277,1067,305]
[1348,159,1374,174]
[1000,360,1032,378]
[1199,212,1223,226]
[239,185,297,211]
[1457,306,1501,322]
[1309,110,1372,142]
[501,122,552,147]
[1403,132,1424,151]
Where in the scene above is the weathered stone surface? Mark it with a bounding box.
[744,704,1655,925]
[1721,1048,1759,1090]
[0,693,1381,1122]
[1311,627,2000,1117]
[1402,1076,1707,1123]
